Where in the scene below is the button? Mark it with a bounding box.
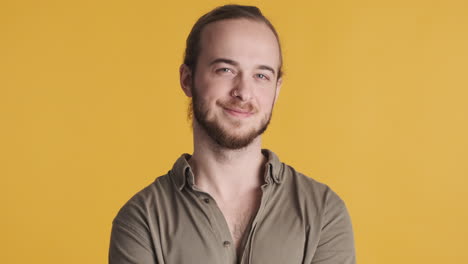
[223,241,231,247]
[203,198,210,204]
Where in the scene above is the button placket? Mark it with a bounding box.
[240,184,273,264]
[202,196,233,250]
[223,240,231,248]
[201,195,236,261]
[187,185,236,263]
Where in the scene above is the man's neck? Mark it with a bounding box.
[188,127,267,201]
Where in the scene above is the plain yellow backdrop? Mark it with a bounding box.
[2,0,467,263]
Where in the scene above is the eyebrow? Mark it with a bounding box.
[209,58,239,67]
[257,65,276,76]
[209,58,276,76]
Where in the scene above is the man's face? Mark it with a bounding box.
[188,19,282,149]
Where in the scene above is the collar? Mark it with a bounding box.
[170,149,284,191]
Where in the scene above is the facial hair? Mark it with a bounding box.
[190,85,274,150]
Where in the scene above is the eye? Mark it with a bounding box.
[217,68,234,74]
[256,73,270,80]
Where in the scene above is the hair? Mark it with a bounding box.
[183,4,283,79]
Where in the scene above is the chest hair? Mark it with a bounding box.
[219,190,262,254]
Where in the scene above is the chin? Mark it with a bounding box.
[193,104,271,149]
[213,126,264,149]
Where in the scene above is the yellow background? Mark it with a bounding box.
[2,0,467,263]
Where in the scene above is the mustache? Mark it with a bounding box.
[217,100,256,113]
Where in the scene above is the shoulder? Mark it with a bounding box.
[282,167,355,262]
[280,164,352,238]
[109,175,174,261]
[112,173,173,229]
[282,164,347,214]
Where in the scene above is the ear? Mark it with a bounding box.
[179,64,193,97]
[273,77,282,104]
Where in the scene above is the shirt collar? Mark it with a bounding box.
[170,149,284,191]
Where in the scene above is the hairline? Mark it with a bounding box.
[193,17,282,80]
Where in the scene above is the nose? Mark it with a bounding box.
[231,75,253,101]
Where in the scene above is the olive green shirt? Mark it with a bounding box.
[109,149,355,264]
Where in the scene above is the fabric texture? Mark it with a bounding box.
[109,149,355,264]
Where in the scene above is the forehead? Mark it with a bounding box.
[198,19,281,69]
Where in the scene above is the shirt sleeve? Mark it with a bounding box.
[311,190,356,264]
[109,219,157,264]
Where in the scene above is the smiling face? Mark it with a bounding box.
[181,18,282,149]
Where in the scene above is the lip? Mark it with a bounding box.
[223,107,253,118]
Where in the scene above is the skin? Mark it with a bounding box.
[179,18,282,251]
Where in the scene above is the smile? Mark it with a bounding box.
[223,107,253,118]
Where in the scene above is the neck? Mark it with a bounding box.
[188,122,267,200]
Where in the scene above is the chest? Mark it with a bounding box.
[217,191,262,252]
[155,185,311,264]
[221,202,258,249]
[157,191,308,264]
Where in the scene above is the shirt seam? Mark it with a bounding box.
[113,219,153,252]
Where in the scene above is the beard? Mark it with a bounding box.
[190,85,274,150]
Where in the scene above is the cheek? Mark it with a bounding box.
[193,85,222,111]
[256,89,277,108]
[195,77,230,98]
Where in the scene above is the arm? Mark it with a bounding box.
[109,220,156,264]
[311,191,356,264]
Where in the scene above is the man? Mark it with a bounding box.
[109,4,355,264]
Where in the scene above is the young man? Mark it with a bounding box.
[109,5,355,264]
